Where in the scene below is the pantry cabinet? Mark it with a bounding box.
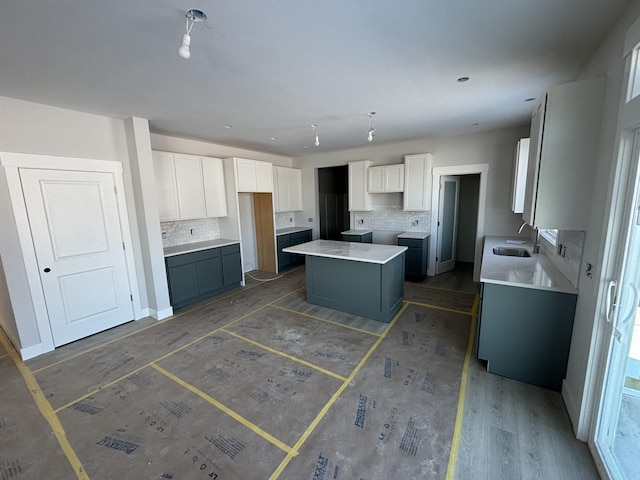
[273,166,303,212]
[153,151,227,221]
[403,153,433,211]
[348,160,373,211]
[511,138,530,214]
[522,77,605,230]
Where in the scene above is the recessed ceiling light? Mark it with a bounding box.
[270,137,278,141]
[457,76,470,83]
[524,97,536,102]
[472,122,480,126]
[224,124,233,129]
[303,145,308,149]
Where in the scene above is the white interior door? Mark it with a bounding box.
[436,176,460,274]
[19,168,133,346]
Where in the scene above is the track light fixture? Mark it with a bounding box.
[311,124,320,146]
[178,9,207,59]
[367,112,376,142]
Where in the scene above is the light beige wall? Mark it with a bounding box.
[562,0,640,439]
[0,97,136,352]
[294,125,530,238]
[150,134,293,166]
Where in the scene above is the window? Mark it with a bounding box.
[539,228,558,246]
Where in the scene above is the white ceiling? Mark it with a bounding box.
[0,0,630,157]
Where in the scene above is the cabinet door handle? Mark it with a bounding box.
[606,280,617,323]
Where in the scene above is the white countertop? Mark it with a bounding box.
[397,231,430,240]
[341,229,373,235]
[283,239,407,264]
[163,239,240,257]
[480,236,577,294]
[276,226,312,235]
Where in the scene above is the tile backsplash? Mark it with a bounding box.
[161,218,220,248]
[353,206,431,234]
[539,229,584,288]
[275,212,297,229]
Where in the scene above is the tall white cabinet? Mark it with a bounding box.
[523,77,605,229]
[273,166,302,212]
[403,153,433,211]
[348,160,373,211]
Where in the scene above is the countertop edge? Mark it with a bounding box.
[163,239,240,257]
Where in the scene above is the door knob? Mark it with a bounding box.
[43,268,51,273]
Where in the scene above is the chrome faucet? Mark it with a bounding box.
[517,221,540,254]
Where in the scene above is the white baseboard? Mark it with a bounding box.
[135,307,151,320]
[149,306,173,321]
[20,342,51,361]
[562,378,586,440]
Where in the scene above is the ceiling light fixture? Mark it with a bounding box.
[178,9,207,59]
[311,124,320,146]
[367,112,376,142]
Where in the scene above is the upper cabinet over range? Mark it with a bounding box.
[522,77,605,230]
[153,151,227,221]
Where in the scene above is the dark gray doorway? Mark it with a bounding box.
[318,166,349,240]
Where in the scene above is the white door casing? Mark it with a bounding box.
[19,168,134,346]
[0,152,141,358]
[430,164,489,281]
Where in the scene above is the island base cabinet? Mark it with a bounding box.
[166,244,242,309]
[478,283,577,391]
[305,253,404,323]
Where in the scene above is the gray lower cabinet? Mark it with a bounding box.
[342,232,373,243]
[165,243,241,309]
[397,236,429,281]
[277,229,312,271]
[477,283,577,391]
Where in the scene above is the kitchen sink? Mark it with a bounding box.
[492,247,531,257]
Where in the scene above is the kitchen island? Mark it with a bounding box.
[283,240,407,322]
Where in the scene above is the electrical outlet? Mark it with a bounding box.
[359,218,364,224]
[308,217,313,222]
[190,229,194,235]
[162,232,167,239]
[289,217,293,222]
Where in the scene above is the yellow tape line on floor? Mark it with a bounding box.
[271,304,382,337]
[150,363,295,456]
[269,302,408,480]
[404,299,474,316]
[0,330,89,480]
[445,293,479,480]
[53,288,308,413]
[222,329,347,381]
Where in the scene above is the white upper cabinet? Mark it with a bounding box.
[403,153,433,211]
[153,151,180,221]
[153,151,228,221]
[202,157,228,217]
[273,166,302,212]
[174,154,206,219]
[235,158,273,192]
[523,77,605,230]
[511,138,530,214]
[368,164,405,193]
[348,160,373,211]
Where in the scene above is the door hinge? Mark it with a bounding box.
[437,221,440,226]
[114,186,117,194]
[436,256,439,261]
[122,242,126,250]
[636,204,640,226]
[130,294,133,302]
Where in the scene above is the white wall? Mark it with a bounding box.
[562,0,640,439]
[295,125,531,240]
